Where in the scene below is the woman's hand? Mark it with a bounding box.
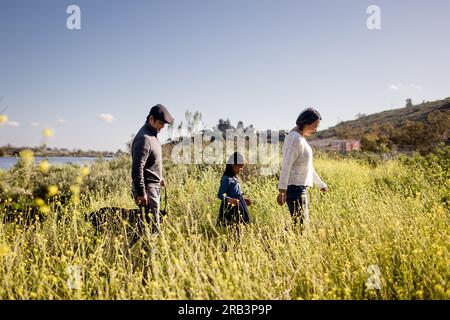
[227,198,240,206]
[244,198,252,206]
[277,191,286,206]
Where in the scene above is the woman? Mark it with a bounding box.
[277,108,328,227]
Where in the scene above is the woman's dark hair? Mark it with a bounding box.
[296,108,321,131]
[223,152,245,177]
[146,114,157,123]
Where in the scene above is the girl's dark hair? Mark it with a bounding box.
[296,108,321,131]
[223,164,235,177]
[223,152,244,177]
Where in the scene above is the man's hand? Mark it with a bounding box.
[320,186,328,192]
[160,178,166,187]
[135,195,148,206]
[244,198,252,206]
[277,191,286,206]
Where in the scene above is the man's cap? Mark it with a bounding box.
[148,104,174,125]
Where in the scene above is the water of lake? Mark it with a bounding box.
[0,157,112,170]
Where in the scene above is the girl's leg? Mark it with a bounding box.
[218,202,238,226]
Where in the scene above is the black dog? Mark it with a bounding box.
[87,188,169,233]
[86,206,168,247]
[87,207,140,230]
[87,206,168,233]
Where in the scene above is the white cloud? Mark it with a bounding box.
[389,84,400,90]
[57,118,67,124]
[97,113,115,123]
[6,121,20,127]
[30,122,40,127]
[389,83,423,91]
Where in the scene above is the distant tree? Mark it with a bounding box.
[360,133,379,152]
[380,122,394,136]
[177,121,184,139]
[167,123,174,140]
[393,120,426,148]
[245,124,254,131]
[427,111,450,143]
[279,129,287,142]
[126,134,135,153]
[217,118,234,134]
[335,126,354,139]
[192,111,202,133]
[114,149,125,157]
[184,110,203,135]
[355,113,367,119]
[184,111,193,135]
[360,132,389,153]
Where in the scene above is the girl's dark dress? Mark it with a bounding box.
[217,175,250,224]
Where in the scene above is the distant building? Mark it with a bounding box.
[309,138,361,153]
[406,98,413,108]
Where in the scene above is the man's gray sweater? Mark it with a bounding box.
[131,122,162,197]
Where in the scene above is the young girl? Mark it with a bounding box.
[277,108,328,227]
[217,152,252,225]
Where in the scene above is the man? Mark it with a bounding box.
[131,104,174,236]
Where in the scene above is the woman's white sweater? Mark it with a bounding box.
[278,131,327,190]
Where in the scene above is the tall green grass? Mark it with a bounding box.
[0,152,448,299]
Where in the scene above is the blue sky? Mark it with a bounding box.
[1,0,449,151]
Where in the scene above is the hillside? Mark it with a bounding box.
[314,97,450,139]
[311,97,450,152]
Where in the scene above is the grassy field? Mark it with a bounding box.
[0,149,449,299]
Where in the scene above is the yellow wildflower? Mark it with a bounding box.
[38,160,50,174]
[0,243,11,257]
[39,206,50,214]
[19,149,34,167]
[0,114,8,125]
[416,290,424,299]
[42,128,54,138]
[34,197,45,207]
[47,185,59,197]
[70,185,80,195]
[80,166,90,177]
